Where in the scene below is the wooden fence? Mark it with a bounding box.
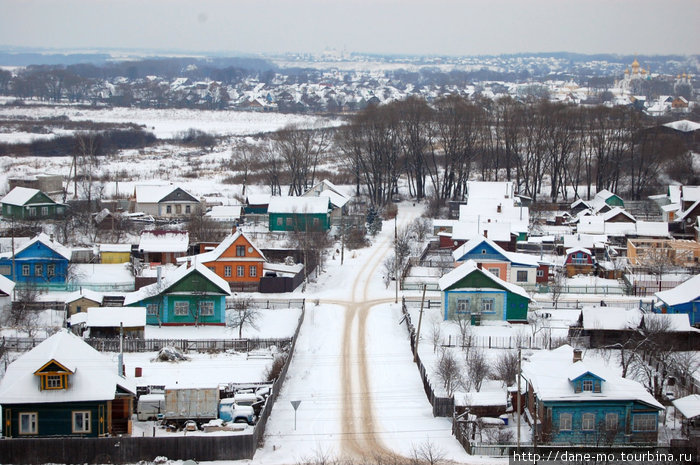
[401,299,454,417]
[0,300,307,464]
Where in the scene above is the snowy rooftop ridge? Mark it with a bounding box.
[177,230,266,265]
[16,233,72,261]
[438,259,531,300]
[268,196,330,214]
[87,307,147,328]
[655,274,700,307]
[1,186,42,206]
[138,230,189,253]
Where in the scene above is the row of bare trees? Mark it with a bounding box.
[336,96,690,206]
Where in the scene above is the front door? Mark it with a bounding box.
[98,404,106,436]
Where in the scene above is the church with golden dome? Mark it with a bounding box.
[616,56,651,93]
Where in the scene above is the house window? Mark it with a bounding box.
[559,413,572,431]
[22,264,30,276]
[583,380,593,392]
[34,264,43,276]
[166,205,172,214]
[57,206,64,215]
[208,266,216,273]
[45,375,64,389]
[537,269,544,278]
[632,414,657,432]
[0,265,10,275]
[276,217,283,226]
[237,265,245,277]
[19,412,37,435]
[29,207,37,216]
[481,298,495,314]
[488,268,500,278]
[313,217,319,226]
[594,381,601,393]
[146,304,159,316]
[174,301,189,316]
[456,298,470,314]
[481,249,487,254]
[606,413,618,431]
[72,411,91,434]
[199,301,214,316]
[285,217,292,226]
[224,266,232,277]
[176,205,182,214]
[236,245,245,257]
[41,206,48,216]
[185,205,191,214]
[582,413,595,431]
[249,265,257,277]
[47,264,55,277]
[516,270,528,282]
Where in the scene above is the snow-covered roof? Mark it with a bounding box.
[123,262,231,306]
[177,230,266,264]
[454,390,506,407]
[205,205,242,220]
[565,247,592,256]
[563,234,607,249]
[438,260,531,300]
[668,185,682,204]
[99,244,132,253]
[522,345,662,410]
[303,179,350,209]
[682,186,700,203]
[451,220,512,242]
[1,186,43,206]
[87,307,146,328]
[0,330,135,404]
[459,202,529,233]
[601,207,635,223]
[267,196,330,214]
[581,307,642,330]
[570,198,591,209]
[642,313,698,333]
[452,236,539,267]
[138,230,189,253]
[663,120,700,133]
[466,181,515,200]
[635,221,670,237]
[135,185,195,204]
[673,395,700,419]
[678,200,700,222]
[246,194,271,205]
[655,274,700,307]
[0,274,15,296]
[15,233,72,260]
[64,288,103,305]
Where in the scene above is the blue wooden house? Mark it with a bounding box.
[0,330,135,437]
[124,262,231,326]
[522,345,664,445]
[438,260,531,324]
[655,274,700,326]
[0,233,71,286]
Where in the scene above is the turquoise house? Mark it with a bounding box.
[124,262,231,326]
[268,196,331,232]
[522,345,664,445]
[655,274,700,326]
[438,260,530,324]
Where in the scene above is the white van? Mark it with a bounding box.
[137,393,166,421]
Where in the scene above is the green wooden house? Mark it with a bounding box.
[268,196,331,232]
[438,260,531,324]
[1,186,66,220]
[0,330,135,437]
[124,262,231,326]
[592,189,624,210]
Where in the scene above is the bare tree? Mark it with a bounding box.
[229,296,260,339]
[493,350,519,386]
[430,321,442,353]
[3,285,41,337]
[410,439,447,465]
[435,348,462,397]
[550,267,566,310]
[466,348,490,392]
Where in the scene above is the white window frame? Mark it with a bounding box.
[582,412,596,431]
[583,380,594,391]
[559,412,572,431]
[516,270,528,282]
[249,265,257,277]
[174,301,189,316]
[29,207,37,217]
[199,301,214,316]
[606,412,618,431]
[237,265,245,277]
[456,298,470,314]
[34,263,43,276]
[537,269,544,278]
[632,414,657,432]
[47,264,55,277]
[488,267,500,278]
[236,245,245,257]
[41,206,49,216]
[19,412,38,435]
[146,304,159,316]
[22,264,30,276]
[481,298,495,314]
[224,266,232,277]
[72,411,91,434]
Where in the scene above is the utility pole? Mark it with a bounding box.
[10,214,16,301]
[517,348,522,452]
[413,284,426,363]
[340,210,344,265]
[394,215,398,304]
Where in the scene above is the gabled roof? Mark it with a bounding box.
[581,307,642,330]
[303,179,350,209]
[641,313,699,333]
[570,198,591,209]
[15,233,71,260]
[0,330,135,404]
[123,262,231,305]
[601,207,636,223]
[451,221,512,242]
[673,394,700,419]
[438,260,531,300]
[682,186,700,203]
[268,196,330,214]
[655,274,700,307]
[246,194,271,205]
[0,274,15,297]
[1,187,46,206]
[134,185,197,204]
[177,230,266,264]
[565,247,592,256]
[64,288,103,305]
[677,200,700,222]
[567,363,606,383]
[452,236,538,267]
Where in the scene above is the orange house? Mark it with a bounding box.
[179,230,266,290]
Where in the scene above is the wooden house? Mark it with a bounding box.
[564,247,595,277]
[522,345,663,445]
[0,330,135,437]
[85,307,146,339]
[124,262,231,326]
[655,274,700,326]
[591,189,624,210]
[132,185,200,218]
[452,236,539,286]
[99,244,132,264]
[244,194,271,214]
[138,230,189,265]
[0,233,71,285]
[302,179,350,222]
[268,196,331,232]
[177,230,266,291]
[64,288,103,318]
[1,187,66,220]
[438,260,530,324]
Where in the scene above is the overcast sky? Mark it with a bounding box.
[1,0,698,56]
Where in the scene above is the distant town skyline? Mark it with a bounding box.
[1,0,698,57]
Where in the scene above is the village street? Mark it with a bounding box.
[255,204,472,464]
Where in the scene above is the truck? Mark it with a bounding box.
[218,398,255,425]
[163,386,220,423]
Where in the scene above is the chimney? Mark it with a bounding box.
[483,229,488,238]
[497,204,502,213]
[187,258,192,269]
[573,348,583,363]
[156,266,163,290]
[476,262,483,270]
[49,233,54,242]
